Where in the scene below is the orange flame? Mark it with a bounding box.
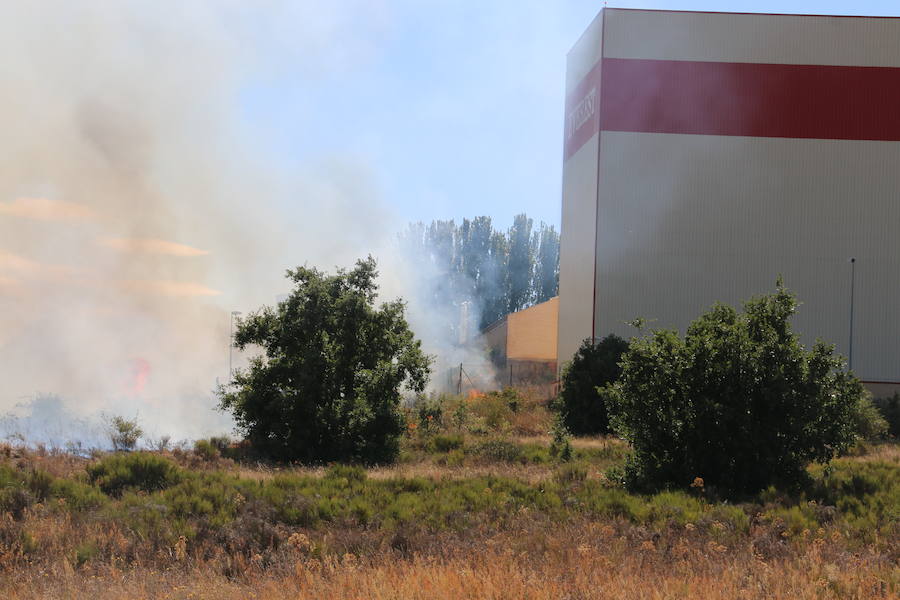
[128,358,151,395]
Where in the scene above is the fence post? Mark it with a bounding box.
[458,363,463,395]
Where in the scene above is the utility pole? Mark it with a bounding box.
[848,258,856,371]
[229,311,241,378]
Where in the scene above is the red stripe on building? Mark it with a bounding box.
[606,8,900,20]
[600,58,900,141]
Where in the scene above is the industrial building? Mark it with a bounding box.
[558,9,900,394]
[482,296,558,389]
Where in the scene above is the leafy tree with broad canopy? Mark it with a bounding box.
[602,280,864,496]
[219,257,431,464]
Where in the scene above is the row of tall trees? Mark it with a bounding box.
[398,214,559,331]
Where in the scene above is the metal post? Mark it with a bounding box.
[458,363,463,395]
[849,258,856,371]
[229,311,241,377]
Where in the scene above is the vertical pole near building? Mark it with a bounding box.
[848,258,856,371]
[229,311,241,378]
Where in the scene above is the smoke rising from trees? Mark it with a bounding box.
[398,214,559,334]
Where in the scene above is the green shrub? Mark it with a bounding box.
[603,280,863,496]
[428,434,464,453]
[470,392,514,431]
[554,462,588,484]
[809,459,899,532]
[105,415,143,451]
[324,464,367,484]
[0,487,34,520]
[27,470,53,501]
[557,335,628,435]
[209,436,231,451]
[450,399,469,431]
[494,387,523,413]
[548,419,573,462]
[218,258,430,464]
[49,479,106,510]
[871,394,900,438]
[19,531,38,554]
[73,541,99,567]
[416,397,444,431]
[851,396,889,440]
[87,452,182,497]
[443,449,466,466]
[471,439,522,463]
[194,439,220,461]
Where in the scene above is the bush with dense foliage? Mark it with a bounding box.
[556,335,628,435]
[851,396,889,440]
[602,280,864,496]
[872,393,900,438]
[218,257,430,464]
[86,452,182,497]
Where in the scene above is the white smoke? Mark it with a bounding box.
[0,2,404,441]
[0,1,504,444]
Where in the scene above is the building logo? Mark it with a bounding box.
[563,62,602,160]
[566,86,596,143]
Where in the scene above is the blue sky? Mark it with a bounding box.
[237,1,900,232]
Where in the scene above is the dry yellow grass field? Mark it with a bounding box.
[3,521,896,599]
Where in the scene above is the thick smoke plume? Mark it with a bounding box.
[0,2,421,442]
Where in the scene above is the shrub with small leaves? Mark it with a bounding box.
[417,398,443,433]
[871,394,900,438]
[851,396,889,441]
[194,439,220,462]
[218,257,430,464]
[603,279,864,496]
[428,434,464,453]
[556,335,628,436]
[105,415,143,452]
[87,452,182,497]
[471,439,522,463]
[549,419,573,462]
[554,462,588,484]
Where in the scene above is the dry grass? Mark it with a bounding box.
[846,442,900,464]
[515,434,624,450]
[236,460,596,485]
[229,436,627,484]
[3,521,897,599]
[1,405,897,600]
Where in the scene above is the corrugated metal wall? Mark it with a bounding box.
[558,11,604,367]
[559,8,900,385]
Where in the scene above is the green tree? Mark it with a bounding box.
[218,257,431,464]
[506,214,534,312]
[602,280,864,496]
[557,335,629,435]
[480,229,509,328]
[533,223,559,303]
[397,214,559,330]
[105,415,143,452]
[461,216,493,302]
